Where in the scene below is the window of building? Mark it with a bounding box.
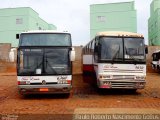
[16,18,23,24]
[97,16,106,22]
[151,24,153,31]
[149,28,151,32]
[155,36,158,42]
[155,21,158,27]
[151,38,155,45]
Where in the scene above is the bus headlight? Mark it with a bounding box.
[134,76,146,80]
[99,75,113,80]
[18,81,30,85]
[136,82,145,88]
[57,80,71,84]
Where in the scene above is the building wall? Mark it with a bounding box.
[0,43,11,61]
[0,8,28,47]
[72,46,83,74]
[90,1,137,39]
[0,7,56,47]
[148,0,160,45]
[150,0,160,15]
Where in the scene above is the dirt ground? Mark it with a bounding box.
[0,66,160,119]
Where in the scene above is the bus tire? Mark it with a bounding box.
[64,93,70,98]
[157,65,160,72]
[129,89,137,93]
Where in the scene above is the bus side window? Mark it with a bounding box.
[89,42,92,52]
[145,46,148,54]
[91,41,94,53]
[94,38,99,62]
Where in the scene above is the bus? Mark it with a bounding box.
[16,30,75,95]
[151,50,160,72]
[82,31,147,91]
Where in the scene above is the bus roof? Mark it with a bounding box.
[21,30,70,34]
[96,31,144,38]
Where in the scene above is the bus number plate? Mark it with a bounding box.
[39,88,49,92]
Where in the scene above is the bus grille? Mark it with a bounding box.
[113,75,135,80]
[30,82,57,85]
[102,80,145,89]
[111,82,136,88]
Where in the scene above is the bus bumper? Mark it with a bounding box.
[98,80,146,89]
[18,84,72,95]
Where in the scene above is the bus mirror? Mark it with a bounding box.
[9,50,15,62]
[9,48,17,62]
[70,50,75,62]
[145,46,148,54]
[16,34,19,39]
[36,69,42,74]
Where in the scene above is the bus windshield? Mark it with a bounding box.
[17,48,71,75]
[19,33,71,46]
[124,38,145,61]
[99,37,145,62]
[100,37,123,61]
[152,52,160,61]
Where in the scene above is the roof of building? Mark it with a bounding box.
[90,1,134,6]
[0,7,38,14]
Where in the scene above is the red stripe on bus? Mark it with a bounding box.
[83,65,94,71]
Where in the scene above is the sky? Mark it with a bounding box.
[0,0,153,45]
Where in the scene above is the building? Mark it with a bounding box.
[148,0,160,45]
[90,1,137,39]
[0,7,56,47]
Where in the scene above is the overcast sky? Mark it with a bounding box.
[0,0,152,45]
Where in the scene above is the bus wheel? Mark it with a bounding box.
[129,89,137,93]
[64,93,71,98]
[157,66,160,73]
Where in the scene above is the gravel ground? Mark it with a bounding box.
[0,73,160,120]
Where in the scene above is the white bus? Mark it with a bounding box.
[16,30,75,95]
[151,50,160,72]
[82,31,147,91]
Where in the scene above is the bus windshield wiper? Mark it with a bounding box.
[45,56,58,74]
[111,45,121,62]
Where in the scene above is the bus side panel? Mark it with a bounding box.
[83,65,96,84]
[82,55,96,84]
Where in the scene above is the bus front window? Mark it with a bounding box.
[18,49,43,75]
[100,37,123,61]
[44,48,71,75]
[124,38,145,61]
[20,33,71,47]
[18,48,71,75]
